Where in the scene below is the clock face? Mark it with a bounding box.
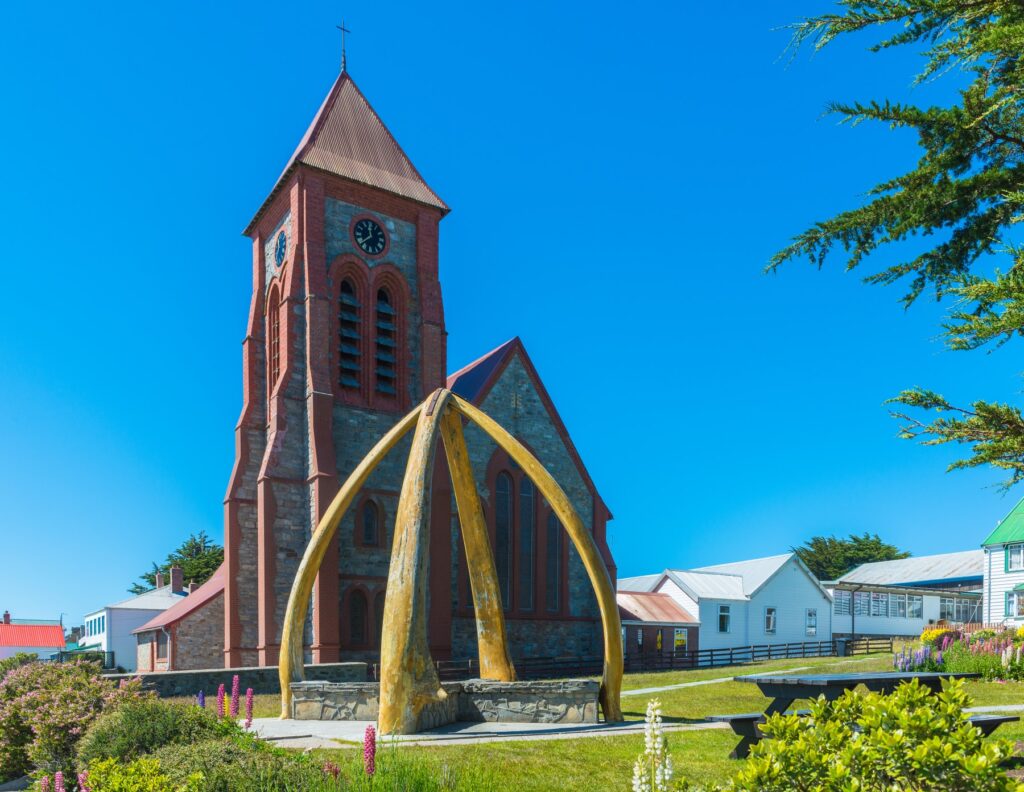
[353,218,386,255]
[274,231,287,266]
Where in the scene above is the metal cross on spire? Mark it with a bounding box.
[336,19,351,72]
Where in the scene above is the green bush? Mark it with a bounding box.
[0,661,144,781]
[77,698,239,766]
[0,653,37,682]
[152,738,326,792]
[84,757,203,792]
[724,679,1020,791]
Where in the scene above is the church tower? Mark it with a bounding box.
[223,70,449,667]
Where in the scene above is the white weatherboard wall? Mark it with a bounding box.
[82,607,169,672]
[696,599,749,651]
[831,594,940,637]
[0,645,61,661]
[747,560,832,646]
[985,545,1024,624]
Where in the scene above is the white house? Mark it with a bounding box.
[826,550,984,639]
[619,553,833,650]
[983,498,1024,625]
[80,567,190,671]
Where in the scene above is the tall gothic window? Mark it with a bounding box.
[362,500,380,547]
[338,279,361,390]
[494,472,513,609]
[518,479,535,611]
[349,590,368,646]
[374,288,397,395]
[546,511,562,612]
[268,287,281,389]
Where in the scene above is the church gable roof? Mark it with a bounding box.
[246,72,447,234]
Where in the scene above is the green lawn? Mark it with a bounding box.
[173,652,1024,790]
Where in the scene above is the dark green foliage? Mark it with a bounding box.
[772,1,1024,487]
[152,738,326,792]
[77,698,240,767]
[130,531,223,594]
[794,533,909,580]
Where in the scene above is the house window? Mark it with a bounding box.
[719,605,731,633]
[870,592,888,617]
[545,512,562,612]
[338,278,361,390]
[889,593,907,619]
[674,627,688,651]
[940,597,954,621]
[834,590,851,616]
[805,608,817,636]
[361,500,380,547]
[349,590,368,645]
[268,287,281,389]
[637,627,643,649]
[656,630,663,651]
[494,472,513,609]
[156,631,168,661]
[853,591,870,616]
[374,288,397,395]
[1008,544,1024,572]
[764,607,777,634]
[908,595,923,619]
[518,479,535,611]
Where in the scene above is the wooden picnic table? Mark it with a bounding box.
[711,671,982,759]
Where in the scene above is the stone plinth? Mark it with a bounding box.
[289,677,600,729]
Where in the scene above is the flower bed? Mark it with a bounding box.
[894,625,1024,680]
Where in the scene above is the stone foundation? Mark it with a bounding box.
[289,678,600,729]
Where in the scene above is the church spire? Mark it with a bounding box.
[336,20,350,73]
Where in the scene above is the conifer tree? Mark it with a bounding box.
[773,1,1024,487]
[129,531,223,593]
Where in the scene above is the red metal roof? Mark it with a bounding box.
[617,592,698,626]
[246,71,447,234]
[133,563,226,634]
[0,623,65,649]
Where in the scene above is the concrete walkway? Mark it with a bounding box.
[251,716,726,749]
[621,665,813,697]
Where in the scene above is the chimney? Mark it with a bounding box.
[169,566,184,594]
[2,611,10,624]
[155,571,165,588]
[187,580,199,594]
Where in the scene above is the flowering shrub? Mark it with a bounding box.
[920,627,958,647]
[727,679,1021,791]
[0,662,145,781]
[893,643,942,672]
[632,699,673,792]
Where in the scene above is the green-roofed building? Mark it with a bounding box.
[982,498,1024,624]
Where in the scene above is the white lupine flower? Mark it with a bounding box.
[632,699,673,792]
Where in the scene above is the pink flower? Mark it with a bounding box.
[230,675,240,718]
[78,772,90,792]
[217,683,226,718]
[244,687,254,730]
[54,771,64,792]
[323,760,340,779]
[39,777,50,792]
[364,724,376,776]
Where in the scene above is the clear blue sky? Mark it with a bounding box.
[1,1,1017,626]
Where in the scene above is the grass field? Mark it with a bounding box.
[174,652,1024,790]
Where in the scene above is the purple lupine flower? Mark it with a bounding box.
[39,777,50,792]
[244,687,254,730]
[364,724,377,776]
[230,675,240,718]
[217,683,226,718]
[54,772,64,792]
[78,772,90,792]
[197,689,205,708]
[323,760,341,779]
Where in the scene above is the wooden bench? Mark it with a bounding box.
[708,711,1018,759]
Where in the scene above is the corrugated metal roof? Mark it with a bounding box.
[983,498,1024,546]
[97,586,188,613]
[692,553,794,596]
[838,549,984,587]
[134,564,226,634]
[0,623,65,649]
[617,574,662,593]
[617,591,698,625]
[246,71,447,234]
[669,570,748,601]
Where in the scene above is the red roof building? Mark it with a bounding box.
[0,611,65,660]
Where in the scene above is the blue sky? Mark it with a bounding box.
[1,1,1019,625]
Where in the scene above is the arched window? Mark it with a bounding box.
[494,472,513,609]
[268,286,281,389]
[545,511,562,612]
[349,590,368,646]
[338,279,361,390]
[518,479,535,611]
[374,288,397,395]
[374,591,386,647]
[361,500,380,547]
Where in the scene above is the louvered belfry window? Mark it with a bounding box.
[375,288,397,395]
[338,279,361,390]
[268,290,281,388]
